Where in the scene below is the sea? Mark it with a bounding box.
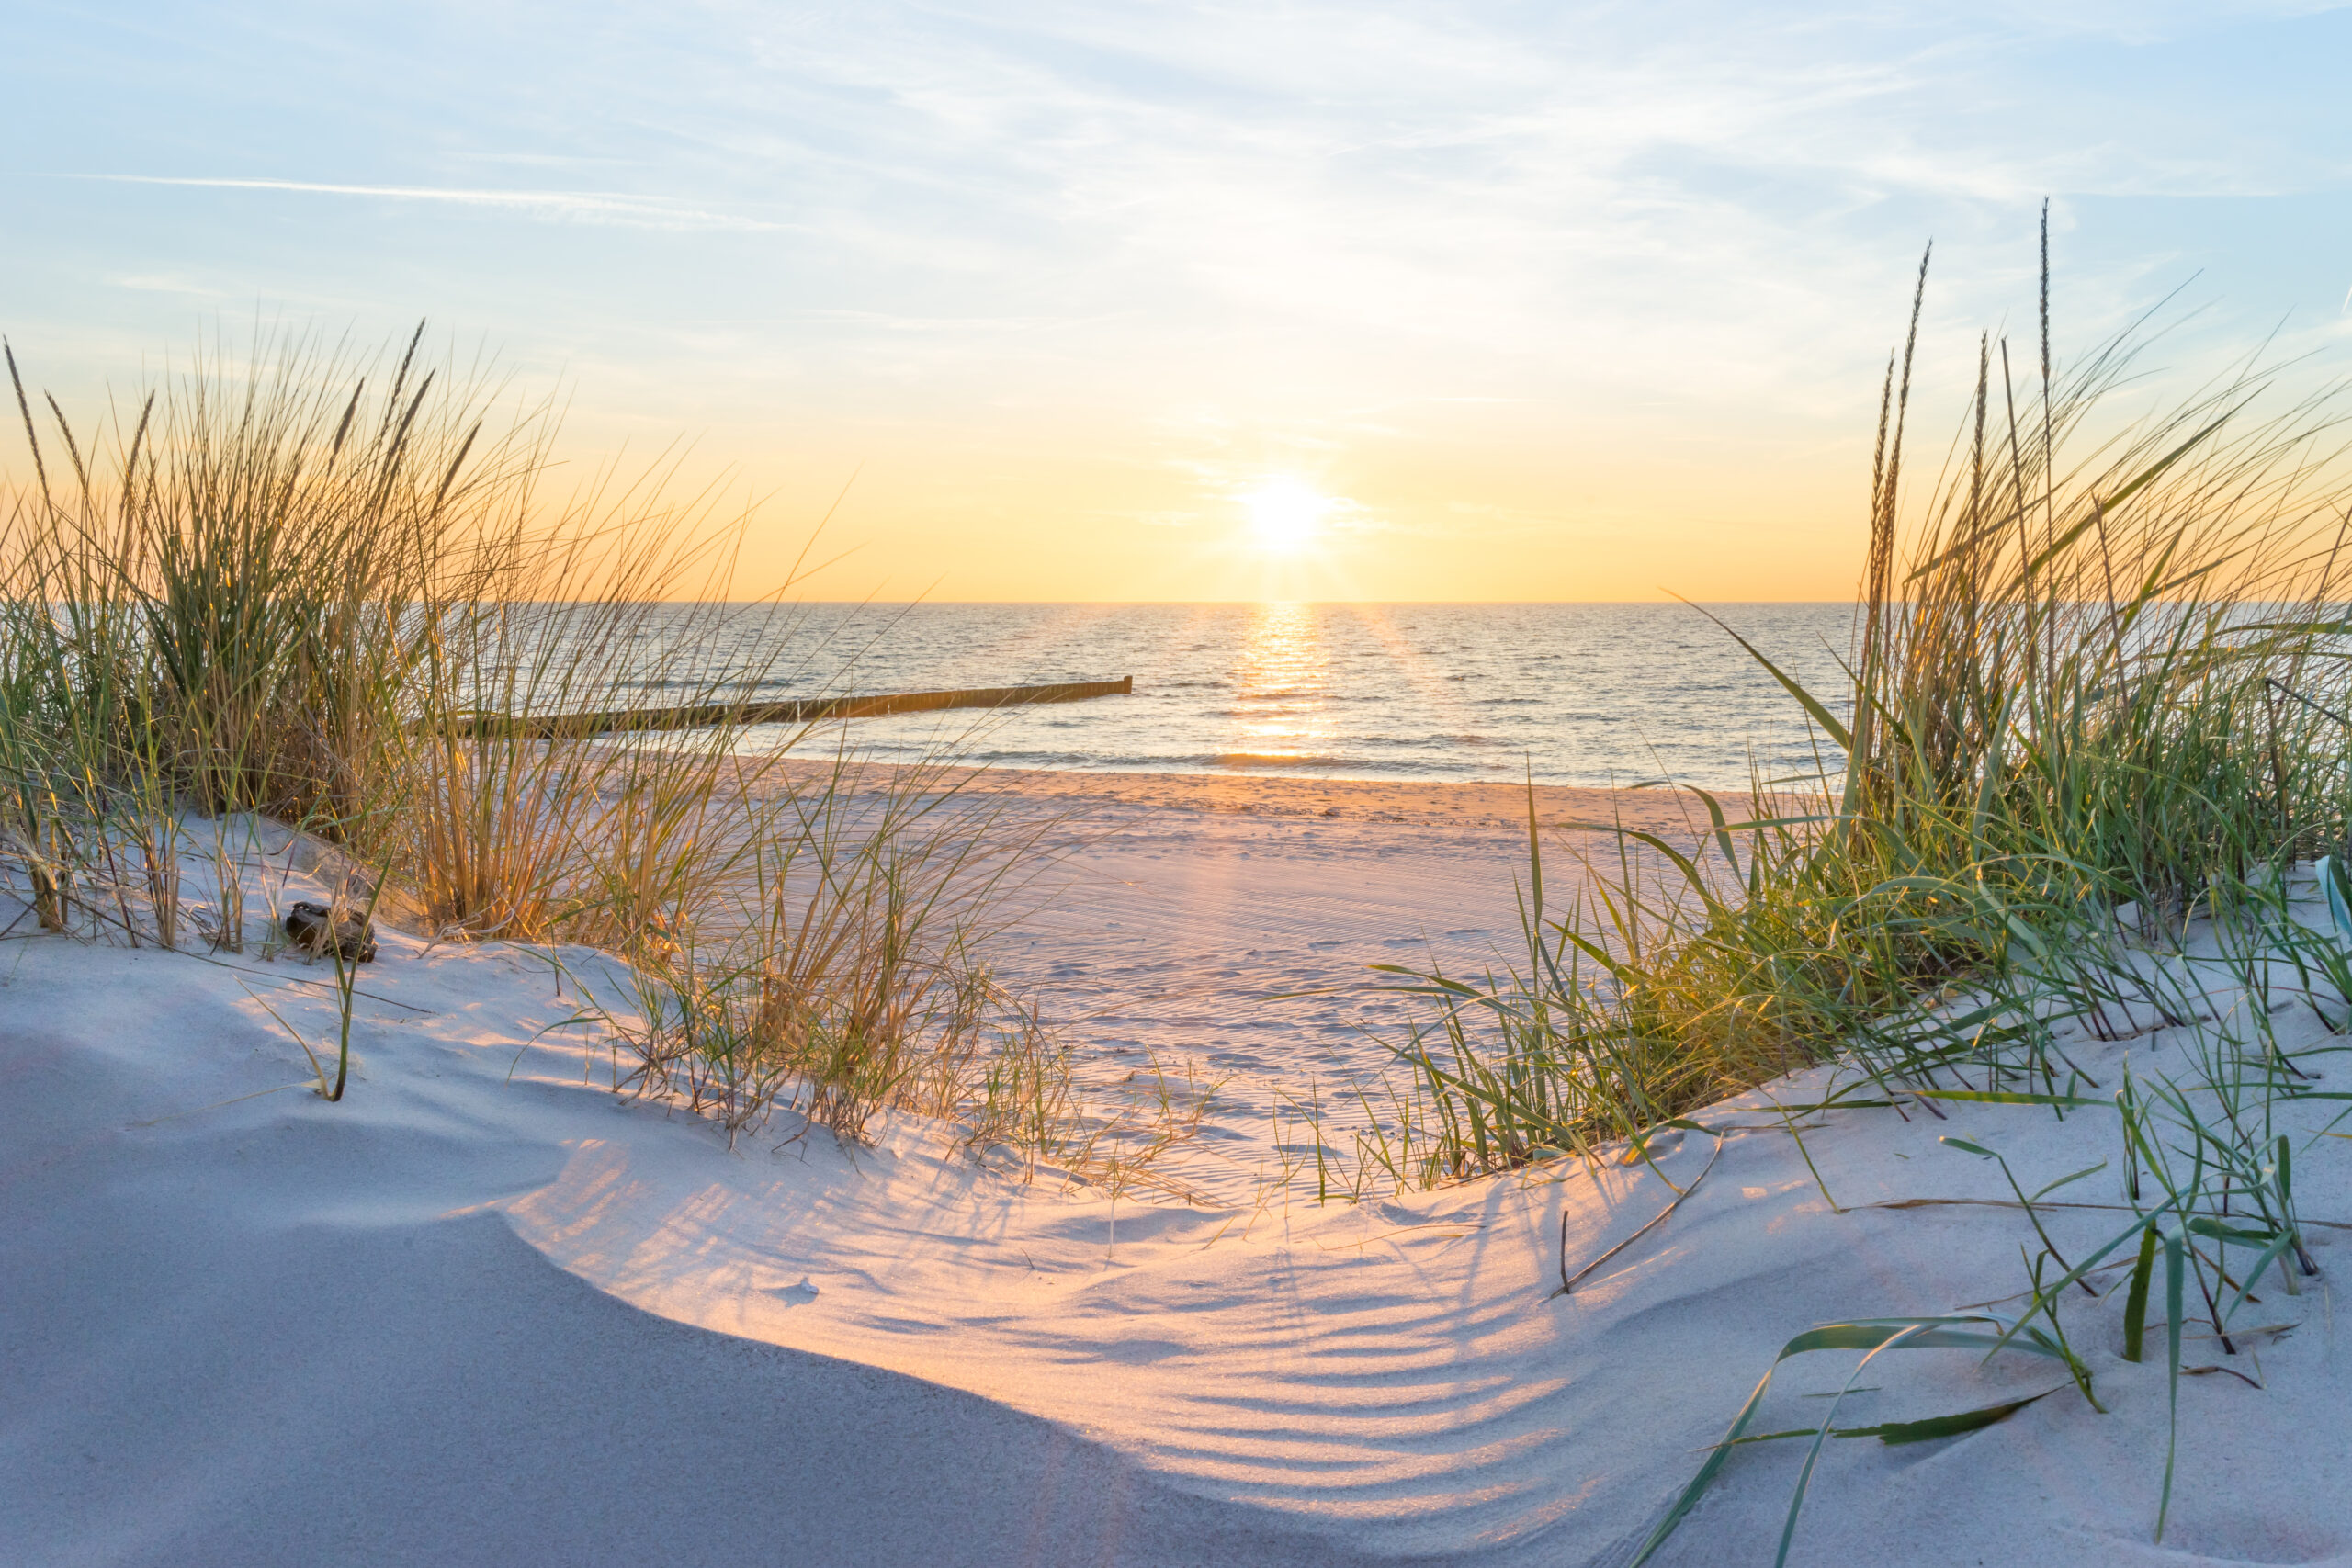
[674,602,1855,791]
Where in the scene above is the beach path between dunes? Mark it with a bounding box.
[731,765,1754,1205]
[7,776,2352,1567]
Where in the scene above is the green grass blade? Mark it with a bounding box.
[1835,1385,2066,1445]
[1629,1316,2065,1568]
[1914,1089,2110,1110]
[2121,1224,2158,1363]
[2158,1231,2185,1542]
[1669,592,1853,752]
[1775,1327,1927,1567]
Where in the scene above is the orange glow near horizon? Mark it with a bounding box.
[488,397,1892,605]
[665,425,1877,604]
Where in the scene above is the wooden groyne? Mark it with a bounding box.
[437,676,1135,740]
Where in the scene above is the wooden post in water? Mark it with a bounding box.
[437,676,1135,740]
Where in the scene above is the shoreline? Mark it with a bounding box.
[736,753,1777,834]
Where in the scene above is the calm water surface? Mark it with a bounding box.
[650,603,1855,791]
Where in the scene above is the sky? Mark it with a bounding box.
[4,2,2350,602]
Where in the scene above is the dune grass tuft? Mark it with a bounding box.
[1367,240,2352,1187]
[1363,232,2352,1554]
[0,324,1116,1160]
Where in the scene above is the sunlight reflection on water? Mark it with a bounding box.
[620,602,1856,789]
[1227,603,1332,764]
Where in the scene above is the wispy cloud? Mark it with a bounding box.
[109,273,210,295]
[53,175,780,231]
[10,0,2349,596]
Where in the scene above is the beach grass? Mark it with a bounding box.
[1356,235,2352,1554]
[1369,241,2352,1187]
[0,324,1113,1159]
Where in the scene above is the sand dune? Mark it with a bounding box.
[6,780,2349,1566]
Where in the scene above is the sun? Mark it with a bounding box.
[1240,478,1328,554]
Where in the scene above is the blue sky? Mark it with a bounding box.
[5,2,2348,599]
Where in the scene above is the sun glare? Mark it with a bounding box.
[1241,478,1328,554]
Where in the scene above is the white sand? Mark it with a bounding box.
[6,781,2351,1566]
[748,764,1750,1206]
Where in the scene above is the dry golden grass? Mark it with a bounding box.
[0,323,1190,1166]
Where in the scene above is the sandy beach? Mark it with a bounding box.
[13,11,2344,1558]
[8,773,2350,1566]
[744,766,1751,1205]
